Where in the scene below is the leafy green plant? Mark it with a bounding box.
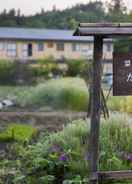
[0,124,38,143]
[30,57,59,79]
[0,60,16,84]
[66,59,87,77]
[1,113,132,183]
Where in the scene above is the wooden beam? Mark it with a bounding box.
[79,23,120,27]
[98,171,132,183]
[89,36,103,184]
[75,27,132,36]
[79,23,132,27]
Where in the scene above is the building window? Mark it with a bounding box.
[38,42,44,51]
[47,42,54,48]
[7,43,16,57]
[106,43,111,52]
[22,44,28,57]
[56,42,64,51]
[72,43,80,52]
[0,42,4,50]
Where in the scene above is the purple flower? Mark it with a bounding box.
[120,151,132,162]
[59,153,69,162]
[127,154,132,161]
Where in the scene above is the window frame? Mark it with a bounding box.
[72,43,80,52]
[0,42,4,51]
[56,42,64,51]
[7,43,17,57]
[47,42,54,48]
[38,42,44,52]
[106,43,112,52]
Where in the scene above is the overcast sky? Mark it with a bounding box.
[0,0,132,15]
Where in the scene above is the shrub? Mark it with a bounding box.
[0,124,38,143]
[0,60,34,85]
[30,57,60,79]
[0,60,16,84]
[107,96,125,111]
[122,96,132,113]
[16,77,88,111]
[66,59,87,77]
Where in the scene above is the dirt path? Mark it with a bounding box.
[0,111,87,131]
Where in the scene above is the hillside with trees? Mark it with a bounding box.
[0,0,130,29]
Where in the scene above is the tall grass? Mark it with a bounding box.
[14,77,88,111]
[0,77,132,113]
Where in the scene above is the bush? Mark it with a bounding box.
[0,60,34,85]
[121,96,132,113]
[0,124,38,143]
[16,77,88,111]
[66,59,88,77]
[107,96,125,111]
[30,57,61,79]
[0,60,16,84]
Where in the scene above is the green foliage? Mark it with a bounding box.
[31,57,60,79]
[66,59,88,77]
[121,96,132,113]
[107,96,125,111]
[10,119,89,184]
[1,113,132,183]
[0,1,105,28]
[0,60,34,85]
[0,0,131,30]
[114,38,132,54]
[0,77,131,113]
[0,60,16,84]
[0,124,38,143]
[16,77,88,111]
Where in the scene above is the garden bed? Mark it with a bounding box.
[0,111,86,132]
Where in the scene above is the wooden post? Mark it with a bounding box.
[89,36,103,184]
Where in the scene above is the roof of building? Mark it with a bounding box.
[0,27,112,42]
[74,23,132,37]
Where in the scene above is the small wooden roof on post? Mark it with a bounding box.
[74,22,132,37]
[73,23,132,184]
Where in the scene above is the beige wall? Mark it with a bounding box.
[0,40,113,61]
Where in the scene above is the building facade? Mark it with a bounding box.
[0,28,113,63]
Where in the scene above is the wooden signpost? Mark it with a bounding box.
[113,53,132,96]
[74,23,132,184]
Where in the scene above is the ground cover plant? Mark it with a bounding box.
[0,77,130,113]
[0,124,38,143]
[0,113,132,183]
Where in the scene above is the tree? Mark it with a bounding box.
[107,0,127,21]
[41,8,45,15]
[67,17,78,29]
[16,9,21,25]
[109,0,126,12]
[8,9,16,17]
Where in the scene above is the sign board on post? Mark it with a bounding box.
[113,53,132,96]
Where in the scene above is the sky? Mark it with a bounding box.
[0,0,132,15]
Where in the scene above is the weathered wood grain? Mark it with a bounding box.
[89,36,103,184]
[74,23,132,36]
[98,170,132,183]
